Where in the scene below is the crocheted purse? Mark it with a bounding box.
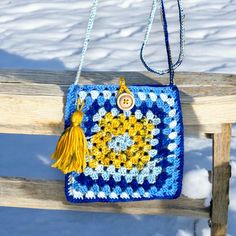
[52,0,185,203]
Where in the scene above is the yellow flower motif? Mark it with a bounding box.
[141,155,150,164]
[143,144,152,152]
[133,135,143,143]
[92,148,101,156]
[128,128,137,137]
[105,112,113,122]
[120,153,127,162]
[114,159,121,168]
[137,161,144,170]
[138,130,145,136]
[102,146,110,155]
[95,153,103,161]
[119,114,126,122]
[142,118,149,125]
[130,155,139,165]
[125,160,133,170]
[111,119,120,128]
[102,158,110,166]
[134,122,143,130]
[104,126,112,133]
[111,129,120,136]
[147,123,154,131]
[88,112,155,170]
[110,152,116,161]
[89,159,98,168]
[123,120,131,130]
[100,119,106,128]
[126,148,133,157]
[129,116,137,124]
[130,145,139,153]
[146,134,153,139]
[119,126,127,134]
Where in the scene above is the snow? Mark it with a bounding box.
[0,0,236,235]
[182,169,212,200]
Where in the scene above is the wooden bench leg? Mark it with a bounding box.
[211,124,232,236]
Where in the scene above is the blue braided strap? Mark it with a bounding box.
[75,0,185,85]
[140,0,185,85]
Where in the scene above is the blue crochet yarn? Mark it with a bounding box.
[64,83,184,203]
[61,0,185,203]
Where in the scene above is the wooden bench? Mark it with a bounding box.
[0,70,235,236]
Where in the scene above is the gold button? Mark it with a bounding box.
[117,93,135,111]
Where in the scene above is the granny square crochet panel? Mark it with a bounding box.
[64,83,184,203]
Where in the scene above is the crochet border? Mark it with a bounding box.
[64,83,184,203]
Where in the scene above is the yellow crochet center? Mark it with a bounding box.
[89,112,154,170]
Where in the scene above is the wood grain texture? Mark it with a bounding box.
[211,124,232,236]
[0,176,210,217]
[0,70,236,135]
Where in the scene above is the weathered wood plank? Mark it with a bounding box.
[0,70,235,88]
[1,71,236,100]
[0,70,236,135]
[211,124,232,236]
[0,176,210,217]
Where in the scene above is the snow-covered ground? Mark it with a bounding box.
[0,0,235,235]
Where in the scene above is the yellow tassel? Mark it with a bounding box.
[51,99,89,174]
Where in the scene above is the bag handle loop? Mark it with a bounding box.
[74,0,185,86]
[140,0,185,85]
[74,0,98,85]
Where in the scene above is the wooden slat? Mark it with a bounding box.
[0,70,235,88]
[0,176,210,217]
[211,124,232,236]
[0,70,236,135]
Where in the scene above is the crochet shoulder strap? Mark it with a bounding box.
[74,0,185,85]
[140,0,185,85]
